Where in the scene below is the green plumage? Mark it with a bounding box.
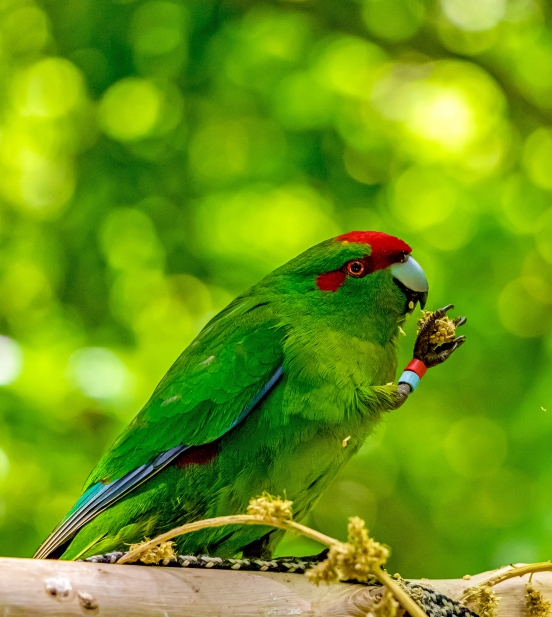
[36,233,419,561]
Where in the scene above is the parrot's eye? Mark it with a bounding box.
[346,260,365,277]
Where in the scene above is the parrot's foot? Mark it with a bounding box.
[414,304,466,368]
[243,536,273,560]
[275,548,329,563]
[243,537,330,563]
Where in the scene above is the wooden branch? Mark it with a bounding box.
[0,557,551,617]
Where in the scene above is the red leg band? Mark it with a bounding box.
[404,359,427,378]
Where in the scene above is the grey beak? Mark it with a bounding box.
[391,256,429,310]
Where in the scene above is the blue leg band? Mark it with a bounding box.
[398,370,421,392]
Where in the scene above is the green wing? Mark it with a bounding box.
[34,297,284,559]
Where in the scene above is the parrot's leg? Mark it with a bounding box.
[275,547,330,562]
[391,382,413,409]
[242,534,273,559]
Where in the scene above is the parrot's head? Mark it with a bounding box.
[270,230,428,340]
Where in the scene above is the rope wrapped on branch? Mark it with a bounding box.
[0,556,551,617]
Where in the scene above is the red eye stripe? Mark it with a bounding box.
[316,270,347,292]
[316,232,411,292]
[316,258,370,292]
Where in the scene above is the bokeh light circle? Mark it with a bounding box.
[99,78,162,141]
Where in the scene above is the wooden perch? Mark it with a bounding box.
[0,557,551,616]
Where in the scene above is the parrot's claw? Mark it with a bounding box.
[435,304,454,316]
[414,306,467,369]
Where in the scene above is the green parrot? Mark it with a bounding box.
[35,231,465,561]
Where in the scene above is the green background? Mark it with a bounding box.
[0,0,550,579]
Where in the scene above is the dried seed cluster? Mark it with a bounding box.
[247,492,293,520]
[126,539,176,565]
[526,583,551,617]
[463,584,499,617]
[307,516,389,585]
[373,587,401,617]
[418,311,456,346]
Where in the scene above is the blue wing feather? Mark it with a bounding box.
[34,365,283,559]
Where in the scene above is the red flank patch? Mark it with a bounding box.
[174,441,220,468]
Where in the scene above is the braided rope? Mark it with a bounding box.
[83,552,328,574]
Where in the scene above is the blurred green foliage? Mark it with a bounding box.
[0,0,550,579]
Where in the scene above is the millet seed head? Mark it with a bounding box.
[417,310,456,346]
